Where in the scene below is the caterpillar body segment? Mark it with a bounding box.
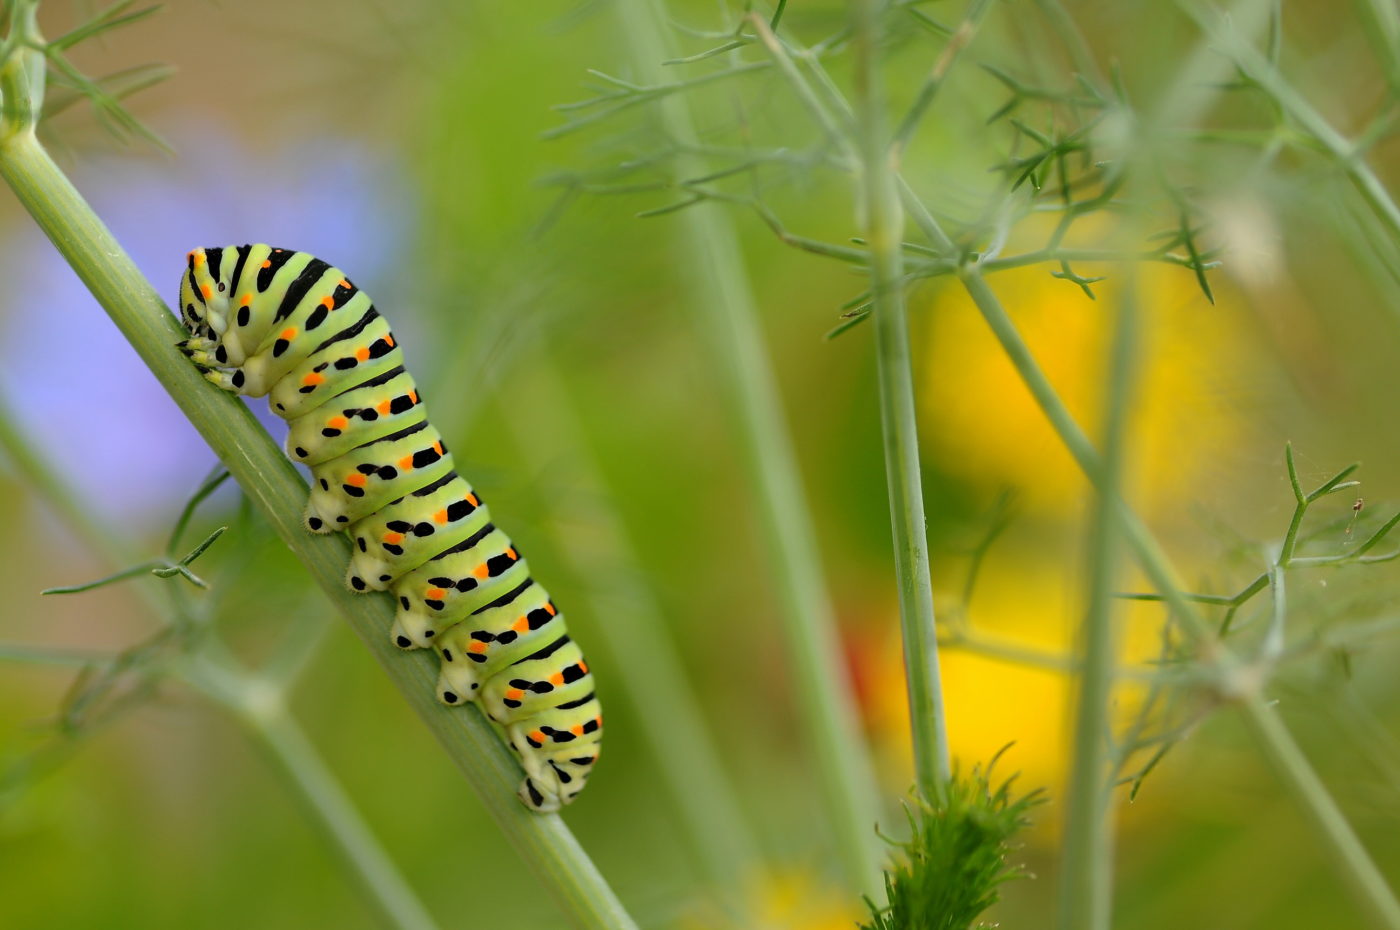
[177,245,600,812]
[304,420,454,530]
[284,367,427,467]
[345,473,491,592]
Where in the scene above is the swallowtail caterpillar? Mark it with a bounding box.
[177,245,600,811]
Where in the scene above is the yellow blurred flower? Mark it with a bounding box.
[918,259,1257,519]
[749,868,866,930]
[677,867,865,930]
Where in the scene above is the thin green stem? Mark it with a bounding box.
[1238,695,1400,929]
[166,466,231,555]
[1032,0,1108,91]
[42,525,228,593]
[1262,561,1286,662]
[1279,443,1309,564]
[747,15,855,162]
[41,561,169,594]
[186,661,441,930]
[1057,267,1137,930]
[851,0,950,800]
[1354,0,1400,93]
[262,592,334,687]
[891,0,993,161]
[0,116,635,930]
[616,0,885,898]
[940,629,1176,682]
[978,247,1221,274]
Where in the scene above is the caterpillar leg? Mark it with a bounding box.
[434,647,483,704]
[390,614,419,650]
[177,338,250,394]
[176,336,225,372]
[202,368,248,392]
[303,505,339,535]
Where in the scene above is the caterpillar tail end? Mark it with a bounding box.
[519,776,562,813]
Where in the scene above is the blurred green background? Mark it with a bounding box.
[4,1,1400,927]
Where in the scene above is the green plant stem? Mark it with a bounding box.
[939,629,1185,681]
[0,120,635,930]
[891,0,993,160]
[1057,268,1137,930]
[1238,694,1400,929]
[617,0,885,899]
[1354,0,1400,93]
[851,0,950,801]
[978,247,1218,273]
[185,659,440,930]
[1032,0,1108,90]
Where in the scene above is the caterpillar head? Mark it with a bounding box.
[180,246,233,338]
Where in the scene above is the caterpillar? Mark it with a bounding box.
[175,245,600,812]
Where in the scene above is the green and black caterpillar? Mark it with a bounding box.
[176,245,600,812]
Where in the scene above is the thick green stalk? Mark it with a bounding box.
[1056,270,1137,930]
[615,0,885,897]
[850,0,950,800]
[0,105,635,930]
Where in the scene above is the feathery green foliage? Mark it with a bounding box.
[861,760,1043,930]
